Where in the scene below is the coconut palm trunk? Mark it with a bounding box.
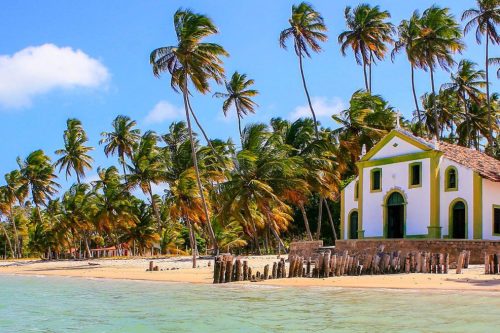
[299,202,313,241]
[315,196,323,240]
[147,186,162,231]
[182,79,218,254]
[485,31,492,148]
[298,50,319,138]
[324,199,338,241]
[430,66,440,138]
[411,66,423,135]
[186,98,220,157]
[0,223,14,258]
[186,219,197,268]
[8,207,20,258]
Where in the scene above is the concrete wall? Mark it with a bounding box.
[336,239,500,264]
[343,178,359,239]
[362,158,431,237]
[288,241,323,260]
[482,179,500,240]
[440,158,474,239]
[371,135,423,159]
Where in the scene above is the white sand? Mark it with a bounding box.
[1,256,499,291]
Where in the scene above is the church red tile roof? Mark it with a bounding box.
[437,141,500,182]
[396,129,500,182]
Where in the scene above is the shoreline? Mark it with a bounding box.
[2,256,500,292]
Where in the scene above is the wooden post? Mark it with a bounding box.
[331,255,337,277]
[149,261,154,272]
[263,264,269,280]
[438,253,445,274]
[306,257,311,277]
[220,259,227,283]
[213,257,221,283]
[485,254,490,274]
[324,251,331,278]
[464,251,471,269]
[243,260,248,281]
[281,258,286,278]
[405,255,410,274]
[456,251,465,274]
[248,267,252,281]
[272,262,277,279]
[235,259,242,281]
[318,252,325,277]
[444,253,449,274]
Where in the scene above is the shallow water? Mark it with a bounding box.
[0,275,499,333]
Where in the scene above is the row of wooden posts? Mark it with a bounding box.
[213,248,472,284]
[484,253,500,274]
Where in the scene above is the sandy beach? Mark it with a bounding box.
[1,256,500,292]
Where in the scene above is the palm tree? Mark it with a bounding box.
[0,189,15,258]
[17,150,59,225]
[60,183,95,258]
[442,60,486,147]
[0,170,26,257]
[100,115,141,176]
[280,2,327,137]
[92,166,136,253]
[392,12,424,134]
[221,123,306,251]
[150,9,228,253]
[413,6,465,137]
[462,0,500,150]
[126,131,166,230]
[339,4,394,92]
[332,90,395,171]
[55,118,94,184]
[214,71,259,144]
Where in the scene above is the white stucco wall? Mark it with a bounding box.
[370,136,424,160]
[482,179,500,240]
[362,158,431,237]
[343,178,359,239]
[439,158,474,239]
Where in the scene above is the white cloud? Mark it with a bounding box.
[289,96,345,120]
[144,100,183,124]
[0,43,109,108]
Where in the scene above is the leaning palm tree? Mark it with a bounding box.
[442,59,486,147]
[392,12,424,134]
[150,9,228,253]
[17,150,60,224]
[413,6,465,137]
[280,2,327,138]
[339,4,394,92]
[462,0,500,150]
[100,115,141,176]
[214,71,259,144]
[55,118,94,184]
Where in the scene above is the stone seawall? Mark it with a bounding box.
[289,241,323,260]
[335,239,500,265]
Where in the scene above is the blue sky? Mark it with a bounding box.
[0,0,497,192]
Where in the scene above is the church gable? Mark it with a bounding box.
[361,130,433,161]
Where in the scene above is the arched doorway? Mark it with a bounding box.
[349,211,358,239]
[386,192,405,238]
[451,201,466,239]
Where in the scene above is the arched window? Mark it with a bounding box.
[445,166,458,191]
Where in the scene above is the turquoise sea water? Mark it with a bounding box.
[1,275,499,333]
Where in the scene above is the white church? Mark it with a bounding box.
[341,127,500,240]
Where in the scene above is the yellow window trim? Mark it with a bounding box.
[408,161,422,189]
[370,168,382,193]
[444,166,458,192]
